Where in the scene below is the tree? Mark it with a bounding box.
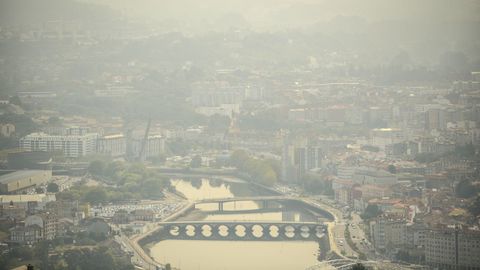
[165,263,172,270]
[351,263,367,270]
[141,179,166,199]
[456,180,477,198]
[104,161,125,178]
[468,196,480,216]
[46,183,59,193]
[414,153,438,163]
[84,189,107,204]
[150,153,167,164]
[8,95,21,106]
[302,173,325,194]
[361,145,379,152]
[89,160,105,176]
[190,155,202,168]
[260,168,277,186]
[48,116,63,126]
[34,241,50,269]
[230,150,249,168]
[207,114,230,132]
[362,204,382,220]
[454,143,475,159]
[387,164,396,174]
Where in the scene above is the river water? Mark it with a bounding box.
[149,178,323,270]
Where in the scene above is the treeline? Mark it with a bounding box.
[230,150,279,186]
[57,161,169,204]
[0,242,133,270]
[301,173,333,195]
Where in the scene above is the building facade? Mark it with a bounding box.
[96,134,126,157]
[425,227,480,270]
[20,132,98,158]
[0,170,52,194]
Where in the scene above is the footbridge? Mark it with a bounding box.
[195,196,294,211]
[158,221,327,241]
[306,259,415,270]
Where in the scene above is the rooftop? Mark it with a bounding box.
[0,194,53,203]
[0,170,51,184]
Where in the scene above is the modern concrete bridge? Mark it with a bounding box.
[157,221,327,241]
[195,196,294,211]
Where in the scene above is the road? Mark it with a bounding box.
[293,197,355,259]
[112,197,192,270]
[115,233,159,270]
[347,212,376,259]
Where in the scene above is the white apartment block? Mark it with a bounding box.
[20,132,98,158]
[425,227,480,270]
[369,219,407,251]
[131,135,165,159]
[97,134,126,157]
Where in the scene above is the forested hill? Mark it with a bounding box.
[0,0,119,26]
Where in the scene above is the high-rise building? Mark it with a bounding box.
[425,109,447,131]
[281,134,323,183]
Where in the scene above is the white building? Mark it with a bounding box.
[369,218,407,251]
[425,226,480,270]
[0,194,56,211]
[130,135,165,160]
[97,134,126,157]
[353,167,397,186]
[20,132,98,158]
[370,128,405,150]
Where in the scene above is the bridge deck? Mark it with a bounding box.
[196,196,291,203]
[158,220,322,225]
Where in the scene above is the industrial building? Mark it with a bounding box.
[0,170,52,194]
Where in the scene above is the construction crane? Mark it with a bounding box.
[138,116,151,162]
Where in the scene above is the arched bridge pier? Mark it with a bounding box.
[158,221,327,241]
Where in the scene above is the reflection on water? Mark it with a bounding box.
[195,200,263,211]
[152,178,321,270]
[204,211,305,222]
[150,240,319,270]
[204,212,283,221]
[171,178,236,200]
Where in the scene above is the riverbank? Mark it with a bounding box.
[133,172,342,269]
[128,202,194,269]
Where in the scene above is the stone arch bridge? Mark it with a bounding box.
[158,221,327,241]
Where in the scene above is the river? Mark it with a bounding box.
[149,177,325,270]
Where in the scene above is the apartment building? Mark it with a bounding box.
[369,217,407,251]
[25,212,59,240]
[96,134,126,157]
[425,226,480,270]
[20,132,98,158]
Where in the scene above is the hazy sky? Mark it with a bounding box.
[89,0,480,25]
